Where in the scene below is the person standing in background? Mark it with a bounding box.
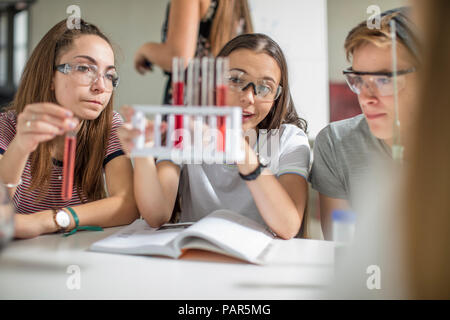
[134,0,253,105]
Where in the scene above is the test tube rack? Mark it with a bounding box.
[130,105,244,164]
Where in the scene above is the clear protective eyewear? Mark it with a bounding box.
[343,67,415,97]
[227,70,282,101]
[55,63,120,91]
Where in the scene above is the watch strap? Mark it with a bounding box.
[238,161,267,181]
[63,206,103,237]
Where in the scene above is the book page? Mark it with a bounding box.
[90,219,186,258]
[173,210,274,264]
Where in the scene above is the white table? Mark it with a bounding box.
[0,226,335,299]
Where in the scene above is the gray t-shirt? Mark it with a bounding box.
[158,124,310,227]
[309,114,392,205]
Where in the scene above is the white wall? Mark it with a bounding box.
[28,0,408,137]
[29,0,169,108]
[249,0,329,138]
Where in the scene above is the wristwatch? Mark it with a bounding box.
[53,209,71,232]
[238,157,268,181]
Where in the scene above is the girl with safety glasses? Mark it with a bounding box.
[0,19,139,238]
[119,33,310,239]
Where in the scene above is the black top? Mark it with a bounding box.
[161,0,219,105]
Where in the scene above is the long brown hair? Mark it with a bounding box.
[402,0,450,299]
[10,19,115,202]
[217,33,308,238]
[217,33,308,133]
[209,0,254,56]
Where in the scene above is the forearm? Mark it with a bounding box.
[246,172,304,239]
[140,42,193,72]
[0,138,31,197]
[68,195,139,228]
[237,141,304,239]
[27,195,138,237]
[134,158,174,227]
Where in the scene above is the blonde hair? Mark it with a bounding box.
[209,0,253,56]
[344,8,419,65]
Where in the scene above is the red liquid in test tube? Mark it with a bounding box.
[62,133,76,201]
[172,57,184,148]
[173,81,184,140]
[216,85,227,152]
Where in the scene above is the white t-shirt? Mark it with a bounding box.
[158,124,310,227]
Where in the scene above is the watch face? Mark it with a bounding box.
[56,210,71,228]
[259,156,270,167]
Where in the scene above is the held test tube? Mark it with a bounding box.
[390,20,404,162]
[132,111,146,150]
[62,131,76,201]
[172,57,185,148]
[201,57,217,157]
[187,58,203,161]
[215,57,229,152]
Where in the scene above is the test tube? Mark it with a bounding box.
[154,113,162,148]
[172,57,185,148]
[132,111,146,150]
[207,58,215,106]
[193,114,203,163]
[186,60,193,106]
[166,114,175,149]
[187,58,203,161]
[200,57,210,160]
[207,115,217,162]
[390,20,404,162]
[62,131,76,201]
[201,57,209,107]
[193,58,201,106]
[231,107,244,163]
[215,57,229,105]
[216,57,229,153]
[185,60,193,159]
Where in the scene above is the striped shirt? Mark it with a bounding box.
[0,110,125,214]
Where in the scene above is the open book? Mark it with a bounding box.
[90,210,276,264]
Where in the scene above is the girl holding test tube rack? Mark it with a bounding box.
[0,20,139,239]
[118,34,310,239]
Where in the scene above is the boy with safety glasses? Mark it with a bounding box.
[309,7,420,240]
